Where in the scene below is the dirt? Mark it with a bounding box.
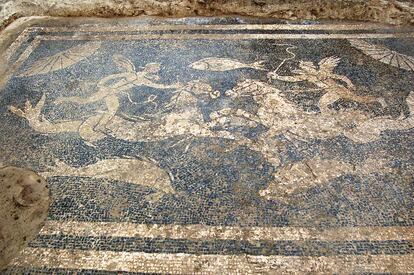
[0,0,413,32]
[0,166,50,270]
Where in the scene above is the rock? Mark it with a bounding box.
[0,166,50,270]
[0,0,413,32]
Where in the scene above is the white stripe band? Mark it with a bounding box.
[11,248,414,274]
[39,221,414,241]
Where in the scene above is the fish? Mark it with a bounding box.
[260,156,396,202]
[41,157,175,202]
[190,57,266,71]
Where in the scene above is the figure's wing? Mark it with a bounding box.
[349,39,414,72]
[318,56,341,72]
[19,42,101,77]
[300,61,317,68]
[113,54,136,72]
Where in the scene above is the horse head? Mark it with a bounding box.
[182,80,213,95]
[225,79,282,100]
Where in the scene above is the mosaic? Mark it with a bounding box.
[0,17,413,273]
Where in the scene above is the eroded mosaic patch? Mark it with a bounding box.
[0,18,413,273]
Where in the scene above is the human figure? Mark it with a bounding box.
[55,55,181,131]
[267,56,385,114]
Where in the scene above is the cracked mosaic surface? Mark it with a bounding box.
[0,17,413,273]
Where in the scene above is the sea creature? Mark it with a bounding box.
[41,157,175,202]
[190,57,265,71]
[8,81,243,146]
[260,157,397,202]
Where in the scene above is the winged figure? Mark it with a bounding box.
[268,56,385,113]
[54,55,181,139]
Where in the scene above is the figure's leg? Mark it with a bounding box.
[347,94,387,108]
[95,95,120,132]
[55,87,111,105]
[318,91,341,114]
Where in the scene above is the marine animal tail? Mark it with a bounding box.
[41,158,74,178]
[251,60,266,70]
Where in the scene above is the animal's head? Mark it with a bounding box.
[224,80,251,98]
[190,61,208,71]
[226,79,274,98]
[185,80,212,95]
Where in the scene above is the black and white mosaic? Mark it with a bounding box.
[0,17,413,273]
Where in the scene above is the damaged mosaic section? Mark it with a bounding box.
[0,18,413,273]
[0,166,50,269]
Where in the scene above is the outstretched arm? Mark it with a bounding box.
[56,74,134,105]
[267,72,307,83]
[97,72,131,88]
[145,81,183,90]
